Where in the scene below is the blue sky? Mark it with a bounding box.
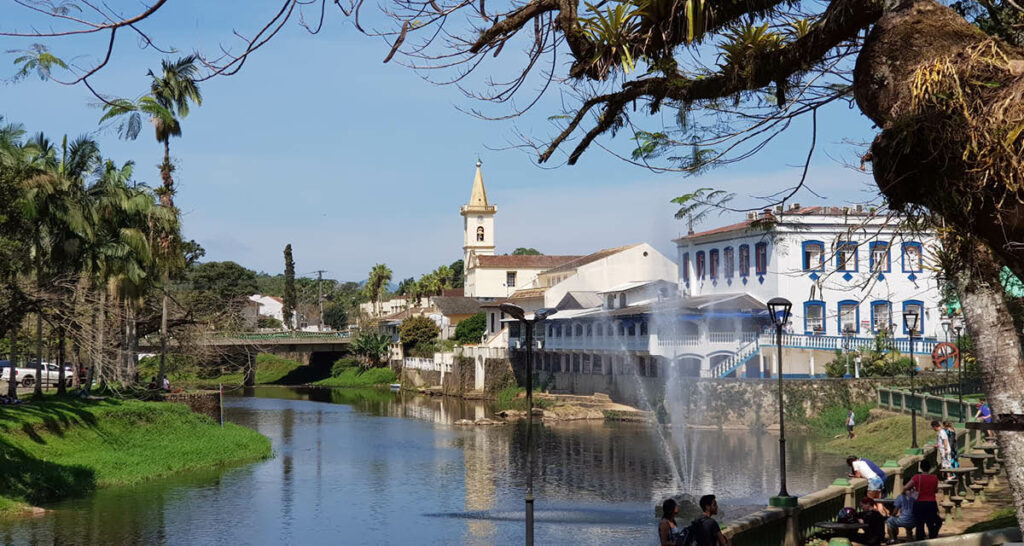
[0,1,879,281]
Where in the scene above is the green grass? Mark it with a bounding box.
[313,365,396,387]
[493,386,554,412]
[821,413,938,462]
[148,354,306,388]
[0,397,271,514]
[963,507,1018,533]
[804,403,875,438]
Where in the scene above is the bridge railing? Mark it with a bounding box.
[208,331,353,341]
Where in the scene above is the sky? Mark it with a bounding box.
[0,0,880,282]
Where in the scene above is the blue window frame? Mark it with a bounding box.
[802,240,825,271]
[682,253,690,283]
[724,247,735,278]
[739,245,750,277]
[696,251,705,279]
[709,249,720,279]
[804,300,826,334]
[838,300,860,334]
[836,242,858,272]
[870,300,892,332]
[902,300,925,335]
[902,242,924,273]
[869,242,891,273]
[755,242,768,275]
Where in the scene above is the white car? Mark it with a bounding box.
[0,361,73,388]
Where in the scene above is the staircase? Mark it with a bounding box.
[708,339,760,378]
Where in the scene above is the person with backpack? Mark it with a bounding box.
[847,456,887,499]
[689,494,729,546]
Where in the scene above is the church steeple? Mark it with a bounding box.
[460,159,497,267]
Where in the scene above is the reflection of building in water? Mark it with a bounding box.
[462,429,500,543]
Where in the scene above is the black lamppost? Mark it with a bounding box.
[767,297,796,507]
[903,310,921,453]
[500,303,557,546]
[954,320,965,423]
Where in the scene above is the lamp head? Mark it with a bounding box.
[499,302,526,321]
[767,297,792,327]
[903,310,919,334]
[534,308,558,322]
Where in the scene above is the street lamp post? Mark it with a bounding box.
[903,311,922,454]
[843,327,854,378]
[767,297,797,507]
[499,303,557,546]
[954,321,964,423]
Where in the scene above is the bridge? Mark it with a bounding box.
[137,331,355,386]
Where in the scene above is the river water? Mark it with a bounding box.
[0,387,848,545]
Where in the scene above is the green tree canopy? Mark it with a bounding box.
[453,313,486,344]
[398,315,441,352]
[511,248,542,255]
[322,302,348,330]
[186,261,257,301]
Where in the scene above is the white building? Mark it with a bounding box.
[249,294,308,329]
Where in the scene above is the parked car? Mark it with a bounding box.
[0,361,72,388]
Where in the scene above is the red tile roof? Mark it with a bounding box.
[475,255,581,269]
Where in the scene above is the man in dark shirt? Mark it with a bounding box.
[692,494,729,546]
[853,497,886,546]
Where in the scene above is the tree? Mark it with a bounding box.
[99,55,202,391]
[351,330,392,367]
[396,277,416,296]
[283,244,296,329]
[453,312,486,344]
[364,263,392,315]
[449,259,464,289]
[511,248,542,255]
[322,302,348,330]
[398,315,441,354]
[188,261,258,302]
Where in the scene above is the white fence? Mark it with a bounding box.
[403,357,452,374]
[757,333,939,354]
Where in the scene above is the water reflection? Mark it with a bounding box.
[0,387,848,545]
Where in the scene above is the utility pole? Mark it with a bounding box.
[315,270,327,331]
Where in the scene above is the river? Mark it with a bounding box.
[0,387,848,545]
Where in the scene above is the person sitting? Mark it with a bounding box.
[146,378,158,391]
[886,491,916,542]
[853,497,887,546]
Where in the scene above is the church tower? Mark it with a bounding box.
[460,159,497,266]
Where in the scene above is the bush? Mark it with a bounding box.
[315,363,396,387]
[331,357,361,377]
[493,386,555,412]
[453,312,486,344]
[257,316,283,329]
[399,316,440,352]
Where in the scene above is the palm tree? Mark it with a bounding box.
[100,55,201,389]
[434,265,453,293]
[364,264,393,316]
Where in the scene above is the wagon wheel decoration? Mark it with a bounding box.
[931,342,960,370]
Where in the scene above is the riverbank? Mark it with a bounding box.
[0,397,271,519]
[145,354,307,388]
[817,409,937,461]
[313,364,395,388]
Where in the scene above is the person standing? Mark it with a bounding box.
[943,421,959,468]
[847,409,856,439]
[692,495,729,546]
[847,456,886,499]
[658,498,682,546]
[974,398,996,440]
[933,420,952,470]
[904,459,942,540]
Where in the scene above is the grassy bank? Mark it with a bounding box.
[140,354,305,388]
[820,413,937,462]
[0,398,271,515]
[313,364,395,387]
[494,386,555,412]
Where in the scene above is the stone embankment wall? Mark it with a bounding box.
[160,391,221,422]
[400,357,515,398]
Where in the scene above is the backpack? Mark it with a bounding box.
[674,518,702,546]
[864,458,886,481]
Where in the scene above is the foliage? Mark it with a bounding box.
[453,312,486,344]
[399,315,440,351]
[0,398,270,509]
[315,360,396,387]
[186,261,257,302]
[364,263,393,314]
[283,244,296,328]
[257,316,283,329]
[322,302,348,330]
[449,259,464,288]
[494,386,555,411]
[805,402,874,438]
[351,331,392,367]
[511,247,542,255]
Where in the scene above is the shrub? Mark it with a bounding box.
[315,365,396,387]
[257,316,283,329]
[399,316,440,352]
[453,312,485,344]
[331,357,361,377]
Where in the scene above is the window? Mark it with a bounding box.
[476,226,485,242]
[640,321,648,336]
[618,293,626,308]
[804,301,825,334]
[555,324,561,337]
[586,324,593,337]
[617,322,625,336]
[506,271,517,287]
[592,355,602,374]
[724,247,735,278]
[649,359,658,378]
[755,242,768,275]
[903,300,925,334]
[871,300,892,332]
[682,253,690,283]
[565,323,572,337]
[575,324,583,337]
[837,242,858,272]
[709,249,720,279]
[606,294,615,308]
[628,323,636,336]
[802,240,825,271]
[902,242,923,272]
[870,242,891,273]
[739,245,750,277]
[838,300,860,333]
[696,251,706,279]
[596,323,604,336]
[572,354,580,373]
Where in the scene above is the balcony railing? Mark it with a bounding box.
[757,333,939,353]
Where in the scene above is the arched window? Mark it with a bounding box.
[724,247,735,278]
[476,226,485,242]
[575,324,583,337]
[696,251,706,279]
[903,300,925,334]
[739,245,750,277]
[755,242,768,275]
[682,253,690,283]
[709,249,720,279]
[802,240,825,271]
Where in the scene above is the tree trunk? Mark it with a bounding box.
[956,246,1024,530]
[56,328,66,396]
[157,287,168,390]
[96,289,106,387]
[34,239,43,398]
